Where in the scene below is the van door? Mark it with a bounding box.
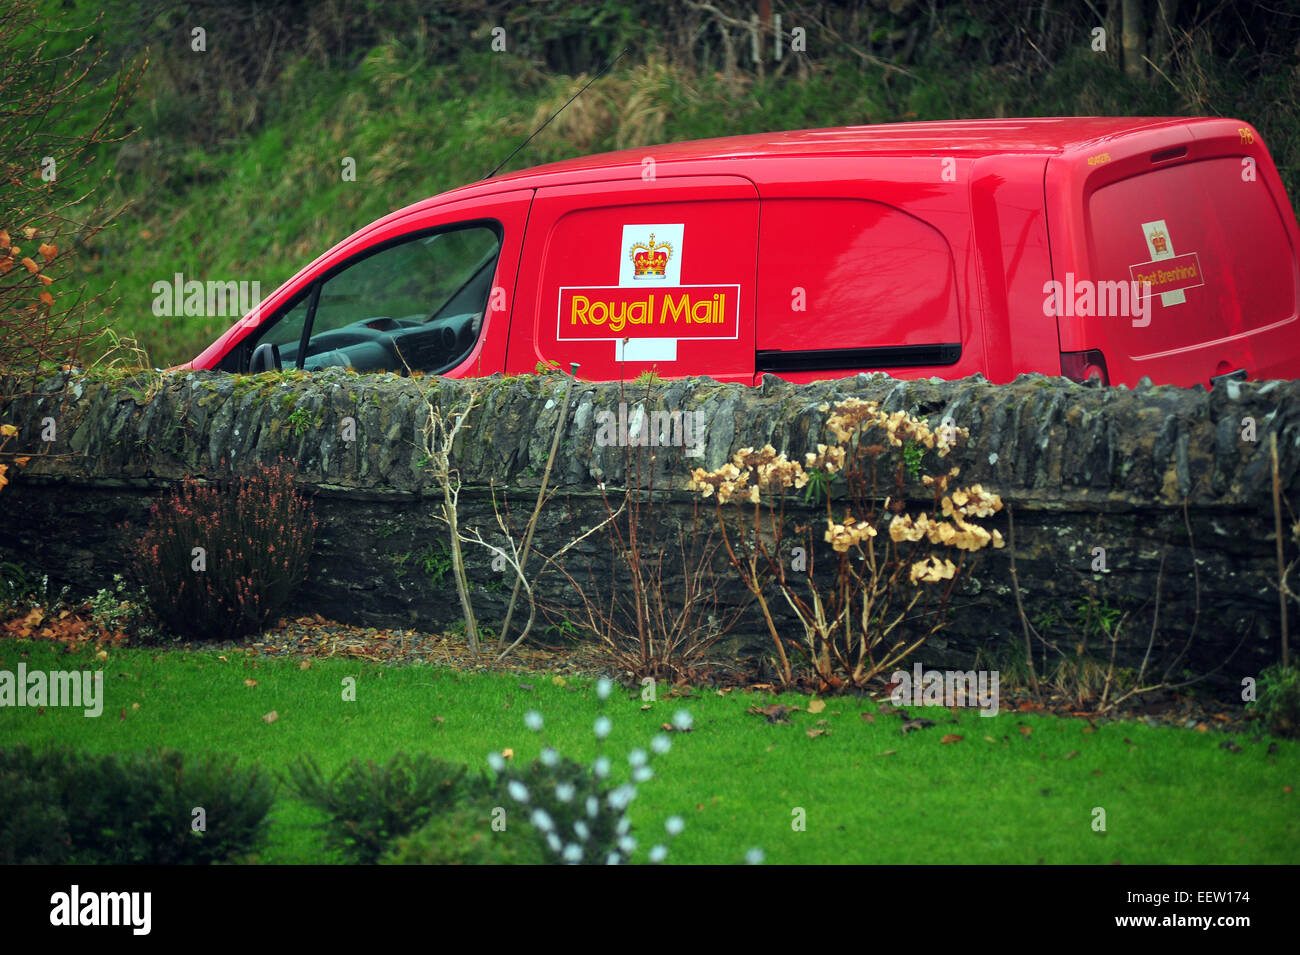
[507,176,759,383]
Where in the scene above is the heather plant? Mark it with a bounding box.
[127,459,317,641]
[690,398,1004,690]
[490,680,692,865]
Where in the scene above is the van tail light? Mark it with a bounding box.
[1060,349,1109,386]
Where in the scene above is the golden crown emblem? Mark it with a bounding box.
[1149,228,1168,254]
[629,233,672,278]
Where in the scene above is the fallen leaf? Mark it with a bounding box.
[900,718,936,735]
[119,708,126,721]
[940,734,964,744]
[860,713,875,723]
[1063,750,1079,760]
[218,655,228,662]
[518,683,534,691]
[299,659,311,670]
[984,735,996,742]
[432,715,444,724]
[1019,725,1033,737]
[261,710,278,724]
[96,650,108,662]
[502,748,514,760]
[1195,723,1208,733]
[807,698,826,714]
[806,729,828,739]
[876,749,897,757]
[131,702,140,711]
[551,676,566,687]
[1284,786,1292,795]
[748,703,797,723]
[244,679,258,687]
[641,704,651,711]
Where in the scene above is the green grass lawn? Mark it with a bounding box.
[2,638,1297,864]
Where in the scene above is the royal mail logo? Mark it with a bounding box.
[629,233,673,279]
[1132,219,1202,307]
[1129,253,1203,299]
[619,223,683,286]
[557,285,740,341]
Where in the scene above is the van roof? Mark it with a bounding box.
[486,117,1194,183]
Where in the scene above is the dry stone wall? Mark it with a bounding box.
[1,368,1297,688]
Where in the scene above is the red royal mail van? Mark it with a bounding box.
[188,118,1300,389]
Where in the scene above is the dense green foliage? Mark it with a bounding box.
[0,744,274,864]
[1251,664,1300,739]
[285,752,469,863]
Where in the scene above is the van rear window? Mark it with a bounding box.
[1087,157,1298,355]
[756,198,960,358]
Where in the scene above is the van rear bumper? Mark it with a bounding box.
[1117,312,1300,387]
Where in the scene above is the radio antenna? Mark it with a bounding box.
[482,48,630,181]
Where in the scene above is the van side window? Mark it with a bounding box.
[253,223,502,374]
[756,198,960,370]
